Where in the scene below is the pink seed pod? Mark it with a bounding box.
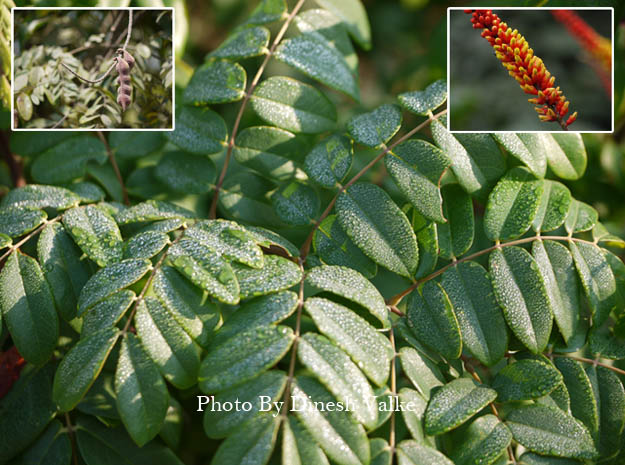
[115,50,134,111]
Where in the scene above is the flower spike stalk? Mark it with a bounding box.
[465,9,577,130]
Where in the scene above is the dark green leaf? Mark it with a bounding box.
[232,255,301,299]
[543,133,587,180]
[313,0,371,50]
[246,0,286,25]
[209,26,270,59]
[493,133,547,178]
[410,209,438,278]
[282,415,330,465]
[588,366,625,457]
[1,184,80,210]
[123,230,169,260]
[246,225,300,257]
[449,415,512,465]
[166,106,227,155]
[396,440,453,465]
[532,180,571,232]
[219,172,283,228]
[81,290,135,336]
[210,413,279,465]
[108,132,165,159]
[437,184,474,259]
[12,420,71,465]
[272,182,320,225]
[493,359,562,402]
[370,438,391,465]
[115,200,194,225]
[347,104,401,148]
[398,80,447,116]
[183,60,246,104]
[155,151,216,194]
[0,206,46,238]
[304,134,353,189]
[518,453,581,465]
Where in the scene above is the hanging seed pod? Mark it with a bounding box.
[116,48,134,111]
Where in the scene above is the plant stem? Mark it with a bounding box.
[0,216,62,263]
[64,413,79,465]
[97,131,129,205]
[208,0,307,219]
[123,10,133,51]
[61,60,117,85]
[552,354,625,377]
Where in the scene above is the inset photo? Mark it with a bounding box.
[448,7,613,132]
[11,7,174,130]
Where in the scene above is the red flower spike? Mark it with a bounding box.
[0,346,26,399]
[465,9,576,129]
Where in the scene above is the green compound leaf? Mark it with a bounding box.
[30,135,107,184]
[336,182,418,278]
[0,252,58,365]
[484,167,543,242]
[304,134,353,189]
[155,151,216,194]
[291,375,370,465]
[492,359,562,402]
[396,440,454,465]
[424,378,497,436]
[542,133,587,180]
[183,60,246,105]
[347,104,402,148]
[532,240,580,344]
[82,290,135,337]
[1,184,80,210]
[489,246,553,354]
[232,255,302,299]
[251,76,336,134]
[166,106,227,155]
[493,133,547,178]
[168,238,240,305]
[305,297,393,386]
[449,415,512,465]
[135,297,201,390]
[203,371,286,439]
[406,280,461,360]
[385,139,451,223]
[199,325,294,393]
[398,347,445,400]
[569,241,617,327]
[13,420,71,465]
[77,259,151,315]
[505,404,598,460]
[115,200,194,225]
[53,327,120,412]
[210,413,279,465]
[209,25,270,59]
[298,333,378,428]
[275,33,360,100]
[397,80,447,116]
[437,184,474,259]
[123,230,169,260]
[306,264,389,328]
[532,180,571,233]
[115,333,169,447]
[564,200,598,234]
[272,181,320,226]
[441,261,508,366]
[314,0,371,50]
[0,206,46,238]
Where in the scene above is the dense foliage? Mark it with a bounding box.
[0,1,625,464]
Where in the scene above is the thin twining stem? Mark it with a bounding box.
[209,0,307,219]
[0,216,62,263]
[61,60,117,85]
[299,109,448,259]
[123,10,133,51]
[386,235,597,306]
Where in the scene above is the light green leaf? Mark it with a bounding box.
[210,413,279,465]
[1,184,80,210]
[155,151,216,194]
[272,182,320,225]
[305,134,353,189]
[53,327,120,412]
[449,415,512,465]
[493,359,562,402]
[407,280,461,360]
[251,76,336,134]
[282,415,330,465]
[247,0,286,25]
[370,438,392,465]
[505,404,598,460]
[437,184,474,259]
[386,139,451,223]
[441,261,508,366]
[123,230,169,260]
[399,347,445,400]
[313,0,371,50]
[489,246,553,354]
[399,388,430,445]
[542,133,587,180]
[232,255,302,299]
[532,180,571,233]
[219,172,283,228]
[135,297,201,389]
[424,378,497,436]
[115,200,194,225]
[398,80,447,116]
[396,440,453,465]
[209,26,270,59]
[166,106,227,155]
[199,325,294,393]
[336,182,418,278]
[183,60,246,105]
[82,290,135,336]
[493,133,547,178]
[115,333,169,447]
[12,420,71,465]
[347,104,401,148]
[0,206,46,238]
[0,252,58,365]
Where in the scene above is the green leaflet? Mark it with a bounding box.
[531,180,571,233]
[305,297,393,386]
[75,372,119,421]
[449,415,512,465]
[397,80,447,116]
[298,333,378,428]
[424,378,497,436]
[0,233,10,248]
[399,389,430,445]
[155,151,216,194]
[385,139,451,223]
[247,0,287,25]
[123,230,169,260]
[114,200,194,224]
[347,104,402,147]
[109,131,165,159]
[437,184,474,259]
[492,359,562,402]
[251,76,336,134]
[410,208,438,278]
[183,60,246,105]
[77,258,151,315]
[505,404,598,460]
[291,376,370,465]
[63,204,123,267]
[135,297,201,389]
[305,134,353,189]
[542,133,587,180]
[210,413,279,465]
[441,261,508,366]
[586,365,625,457]
[115,333,169,447]
[1,184,80,210]
[396,440,454,465]
[11,420,71,465]
[81,290,135,336]
[272,181,320,226]
[370,439,392,465]
[493,133,547,178]
[489,246,553,354]
[67,181,105,203]
[484,167,543,241]
[336,182,418,278]
[399,347,445,400]
[53,327,120,412]
[518,453,581,465]
[532,240,580,343]
[10,131,79,156]
[593,222,625,249]
[203,371,287,438]
[160,398,183,450]
[564,200,598,234]
[313,0,371,50]
[209,26,270,59]
[282,415,330,465]
[569,241,617,327]
[406,280,461,360]
[165,106,227,155]
[168,238,240,305]
[0,252,58,365]
[0,206,46,238]
[199,325,294,393]
[232,255,302,299]
[306,265,388,328]
[275,33,360,100]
